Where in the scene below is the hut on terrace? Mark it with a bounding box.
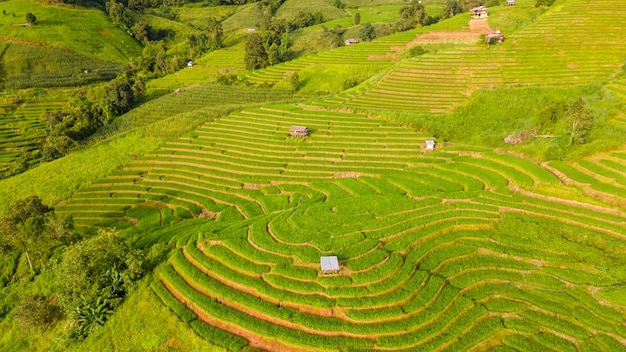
[470,6,489,19]
[345,38,359,46]
[506,0,515,6]
[425,140,436,151]
[290,126,309,137]
[320,256,340,273]
[485,30,504,44]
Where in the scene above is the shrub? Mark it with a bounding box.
[536,0,556,6]
[25,12,36,24]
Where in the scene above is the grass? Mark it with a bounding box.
[275,0,349,23]
[2,0,626,350]
[47,101,626,349]
[1,42,125,89]
[0,0,142,64]
[68,279,226,352]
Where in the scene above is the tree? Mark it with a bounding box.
[322,25,345,50]
[25,12,36,24]
[396,1,427,31]
[131,22,150,43]
[188,34,200,58]
[106,75,134,115]
[567,98,593,146]
[245,33,268,70]
[290,72,299,91]
[0,197,62,273]
[358,23,376,42]
[206,18,223,51]
[442,0,464,19]
[106,0,132,30]
[354,12,361,25]
[56,228,145,338]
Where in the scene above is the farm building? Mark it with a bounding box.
[345,38,359,46]
[187,60,194,68]
[506,0,515,6]
[290,126,309,137]
[320,256,340,273]
[485,30,504,44]
[425,140,436,151]
[470,6,489,19]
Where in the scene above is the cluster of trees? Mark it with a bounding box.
[1,196,170,341]
[40,72,144,161]
[0,196,75,275]
[442,0,465,19]
[61,0,190,9]
[102,0,225,76]
[540,97,594,146]
[244,30,289,70]
[395,1,441,31]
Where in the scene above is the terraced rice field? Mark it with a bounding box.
[312,0,626,113]
[58,103,626,351]
[147,43,248,91]
[0,95,64,176]
[243,30,420,89]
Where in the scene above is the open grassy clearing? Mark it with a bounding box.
[0,0,141,64]
[0,42,125,89]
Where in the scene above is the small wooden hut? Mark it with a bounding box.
[320,256,340,273]
[290,126,309,137]
[425,140,436,151]
[470,6,489,19]
[506,0,515,6]
[485,30,504,44]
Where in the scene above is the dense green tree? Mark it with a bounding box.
[396,1,427,31]
[25,12,36,24]
[260,0,284,15]
[206,18,224,51]
[106,75,135,115]
[106,0,132,29]
[131,22,150,43]
[291,11,324,29]
[354,12,361,25]
[187,34,200,58]
[322,25,345,50]
[567,98,593,145]
[0,197,72,274]
[138,40,168,76]
[245,33,268,70]
[442,0,464,19]
[358,22,376,42]
[56,228,145,338]
[290,72,299,91]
